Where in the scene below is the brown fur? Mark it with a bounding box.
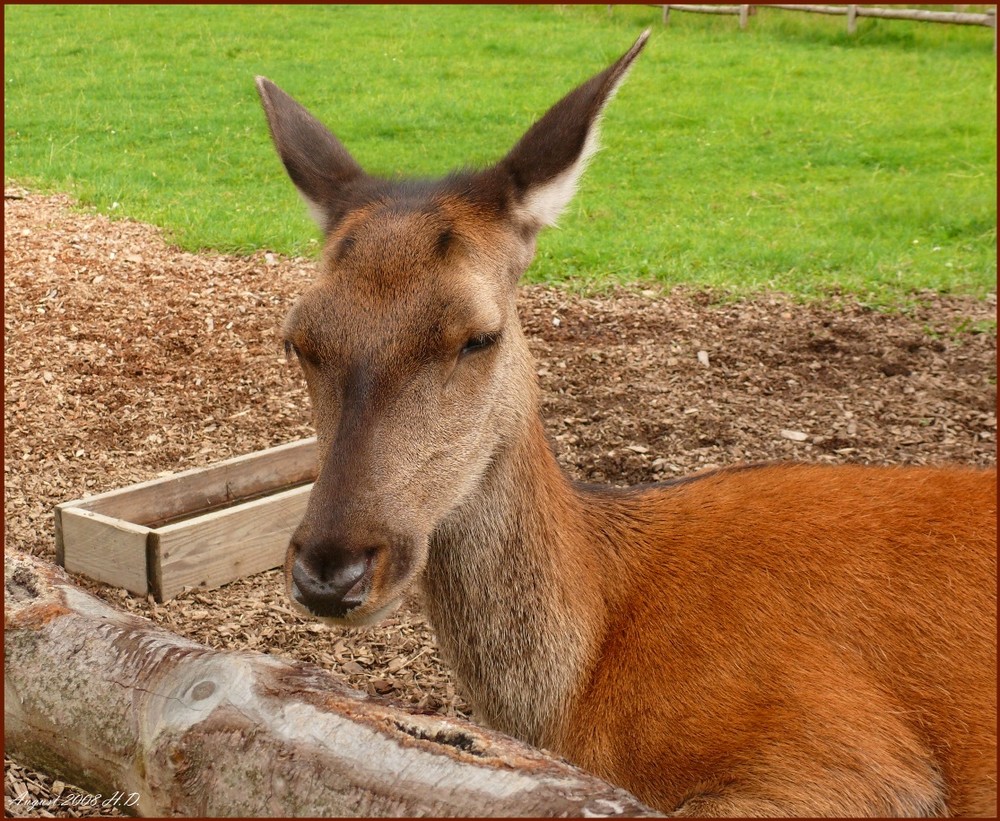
[256,33,996,816]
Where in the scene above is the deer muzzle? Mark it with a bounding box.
[288,541,376,619]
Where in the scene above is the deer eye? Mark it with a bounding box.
[460,331,501,359]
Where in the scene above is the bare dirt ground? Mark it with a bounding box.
[4,189,996,817]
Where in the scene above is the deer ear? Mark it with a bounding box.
[495,30,650,232]
[256,77,365,233]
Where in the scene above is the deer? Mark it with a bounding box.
[255,31,997,817]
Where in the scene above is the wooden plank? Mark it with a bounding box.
[55,438,320,600]
[60,508,150,596]
[54,502,67,567]
[665,4,742,13]
[856,6,993,25]
[65,437,318,527]
[151,483,312,601]
[758,4,994,25]
[759,4,848,15]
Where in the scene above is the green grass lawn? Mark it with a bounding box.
[4,4,996,300]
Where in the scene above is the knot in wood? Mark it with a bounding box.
[190,680,217,701]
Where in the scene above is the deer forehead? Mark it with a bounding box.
[325,195,512,287]
[329,202,452,275]
[286,218,509,365]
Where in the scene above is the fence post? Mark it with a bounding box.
[847,4,858,34]
[739,4,751,29]
[663,4,671,25]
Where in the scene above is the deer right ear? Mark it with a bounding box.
[256,77,365,233]
[492,30,650,234]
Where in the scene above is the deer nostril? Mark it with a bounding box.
[291,548,374,618]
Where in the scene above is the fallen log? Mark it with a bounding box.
[4,550,660,817]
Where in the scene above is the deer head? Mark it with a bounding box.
[257,31,649,625]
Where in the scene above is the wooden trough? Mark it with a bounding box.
[54,438,317,601]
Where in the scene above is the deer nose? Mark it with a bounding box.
[290,545,374,619]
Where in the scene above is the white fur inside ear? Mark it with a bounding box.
[297,189,329,231]
[513,59,636,230]
[513,126,599,229]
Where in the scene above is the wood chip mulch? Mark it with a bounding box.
[4,188,995,817]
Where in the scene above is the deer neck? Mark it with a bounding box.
[424,410,612,749]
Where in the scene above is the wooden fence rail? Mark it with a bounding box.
[617,4,997,50]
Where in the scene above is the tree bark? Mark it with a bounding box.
[5,550,660,818]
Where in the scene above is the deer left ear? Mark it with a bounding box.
[494,30,650,232]
[256,76,367,234]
